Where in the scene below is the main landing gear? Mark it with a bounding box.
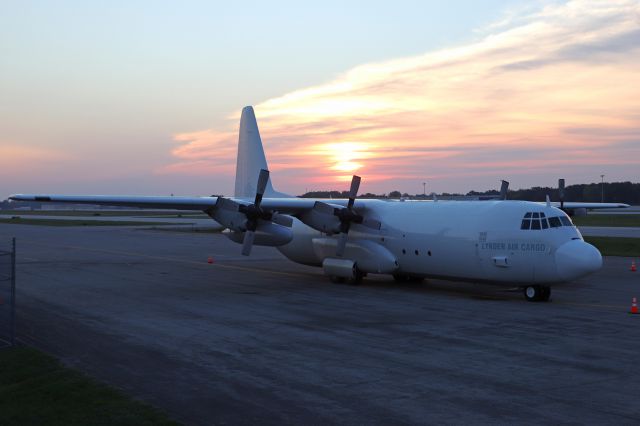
[392,273,425,284]
[328,266,365,285]
[523,285,551,302]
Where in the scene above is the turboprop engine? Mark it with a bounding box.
[299,175,381,257]
[209,169,294,255]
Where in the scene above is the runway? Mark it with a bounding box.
[1,223,639,425]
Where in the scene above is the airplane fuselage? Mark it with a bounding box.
[278,199,602,286]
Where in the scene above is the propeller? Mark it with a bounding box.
[214,169,293,256]
[558,178,565,211]
[499,180,509,200]
[328,175,381,257]
[236,169,269,255]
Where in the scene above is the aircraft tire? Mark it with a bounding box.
[393,273,424,283]
[524,285,544,302]
[541,286,551,301]
[330,276,346,284]
[349,267,365,285]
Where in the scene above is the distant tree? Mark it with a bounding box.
[299,182,640,204]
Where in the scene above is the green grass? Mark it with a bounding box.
[0,346,178,426]
[0,218,187,227]
[584,236,640,257]
[1,210,205,218]
[573,214,640,227]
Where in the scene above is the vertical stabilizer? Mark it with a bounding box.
[234,106,289,198]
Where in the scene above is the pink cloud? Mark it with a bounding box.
[166,0,640,194]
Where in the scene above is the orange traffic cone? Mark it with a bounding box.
[631,261,637,272]
[631,297,639,314]
[207,257,214,264]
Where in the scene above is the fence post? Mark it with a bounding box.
[10,237,15,346]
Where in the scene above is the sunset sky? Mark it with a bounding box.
[2,0,639,198]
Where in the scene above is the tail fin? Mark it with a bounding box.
[234,106,290,198]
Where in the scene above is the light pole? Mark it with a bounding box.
[600,174,605,202]
[422,182,426,197]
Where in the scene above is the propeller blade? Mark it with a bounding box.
[241,230,255,256]
[349,175,361,199]
[256,169,269,196]
[272,213,293,228]
[347,175,361,210]
[500,180,509,200]
[336,232,348,257]
[253,169,270,207]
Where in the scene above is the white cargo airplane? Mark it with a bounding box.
[11,106,630,301]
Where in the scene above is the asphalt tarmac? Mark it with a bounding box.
[1,224,639,425]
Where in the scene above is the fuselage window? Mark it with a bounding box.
[521,219,531,230]
[560,216,573,227]
[548,217,562,227]
[531,219,541,230]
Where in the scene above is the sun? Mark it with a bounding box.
[323,142,371,173]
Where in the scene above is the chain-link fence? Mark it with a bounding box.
[0,238,15,347]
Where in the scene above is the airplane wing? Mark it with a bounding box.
[8,193,357,213]
[547,202,630,210]
[9,194,220,210]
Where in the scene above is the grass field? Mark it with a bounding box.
[1,210,207,218]
[573,214,640,227]
[0,218,186,227]
[0,346,177,425]
[584,236,640,257]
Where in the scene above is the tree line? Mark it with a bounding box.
[301,182,640,204]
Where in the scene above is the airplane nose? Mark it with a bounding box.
[555,240,602,281]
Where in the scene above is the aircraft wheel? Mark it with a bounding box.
[330,276,346,284]
[349,267,365,285]
[393,273,424,283]
[541,286,551,301]
[523,285,546,302]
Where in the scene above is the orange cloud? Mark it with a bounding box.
[167,0,640,194]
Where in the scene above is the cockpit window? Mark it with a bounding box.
[521,212,573,230]
[548,217,562,227]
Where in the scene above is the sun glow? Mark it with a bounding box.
[315,142,374,174]
[166,0,640,194]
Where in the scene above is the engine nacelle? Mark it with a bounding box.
[212,203,246,232]
[225,222,293,247]
[322,258,357,279]
[299,203,341,234]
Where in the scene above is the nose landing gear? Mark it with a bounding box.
[523,285,551,302]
